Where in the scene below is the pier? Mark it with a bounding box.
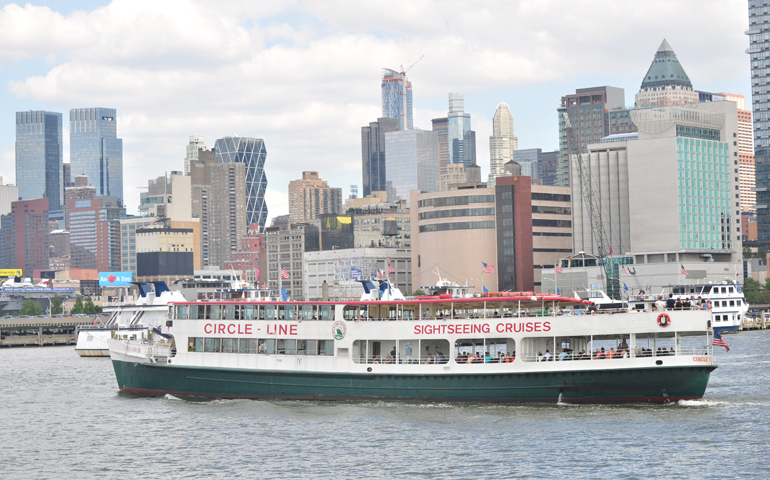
[0,316,108,347]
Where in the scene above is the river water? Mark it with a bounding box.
[1,330,768,479]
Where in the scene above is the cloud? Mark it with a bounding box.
[0,0,752,222]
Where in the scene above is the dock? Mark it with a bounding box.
[741,316,769,331]
[0,316,107,347]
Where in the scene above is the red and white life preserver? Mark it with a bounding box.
[657,313,671,327]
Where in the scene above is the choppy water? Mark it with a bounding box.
[1,331,769,479]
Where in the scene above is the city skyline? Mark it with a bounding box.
[0,0,753,223]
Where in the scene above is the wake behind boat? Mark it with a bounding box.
[107,280,718,403]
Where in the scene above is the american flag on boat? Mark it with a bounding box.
[555,265,563,274]
[713,331,730,352]
[280,265,290,279]
[483,262,495,274]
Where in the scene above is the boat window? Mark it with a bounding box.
[304,339,317,355]
[176,305,187,319]
[318,339,334,356]
[455,338,515,363]
[728,287,734,293]
[224,304,236,320]
[188,337,204,352]
[261,305,277,320]
[279,305,295,320]
[259,339,275,354]
[343,305,359,320]
[239,338,257,353]
[209,305,222,320]
[400,307,416,320]
[277,339,296,355]
[243,305,255,320]
[204,338,220,352]
[319,305,332,320]
[221,338,237,353]
[730,300,735,307]
[299,305,315,320]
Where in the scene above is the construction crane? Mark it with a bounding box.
[400,55,424,76]
[562,111,617,298]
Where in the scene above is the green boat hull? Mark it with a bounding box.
[113,360,716,404]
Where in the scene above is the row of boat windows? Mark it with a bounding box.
[187,337,334,355]
[177,304,335,321]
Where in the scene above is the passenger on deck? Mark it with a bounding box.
[595,348,605,359]
[484,352,493,363]
[423,353,433,364]
[543,350,552,361]
[466,354,474,364]
[675,298,684,310]
[635,345,643,357]
[683,298,691,309]
[701,301,710,310]
[385,353,394,364]
[666,294,676,310]
[621,349,629,359]
[373,355,382,364]
[607,348,616,359]
[655,296,666,311]
[558,349,568,361]
[504,353,512,363]
[537,352,543,362]
[436,352,445,364]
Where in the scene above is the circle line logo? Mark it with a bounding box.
[332,321,346,340]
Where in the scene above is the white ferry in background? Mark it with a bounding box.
[75,282,186,357]
[108,280,718,404]
[627,282,747,334]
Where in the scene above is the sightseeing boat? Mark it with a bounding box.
[76,282,186,357]
[108,281,718,403]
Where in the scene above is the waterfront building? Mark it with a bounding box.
[184,135,207,175]
[361,117,400,197]
[135,221,194,283]
[62,163,73,188]
[489,102,518,182]
[748,3,770,248]
[381,68,413,131]
[573,101,741,289]
[190,150,247,268]
[0,198,50,276]
[265,224,320,299]
[15,111,63,210]
[139,171,193,220]
[69,108,123,205]
[214,136,268,230]
[303,247,412,300]
[384,129,439,205]
[66,196,125,271]
[540,150,559,187]
[352,206,411,249]
[319,214,354,251]
[223,226,266,285]
[557,87,626,187]
[120,216,156,275]
[288,171,342,224]
[270,214,291,231]
[634,40,698,108]
[47,229,70,259]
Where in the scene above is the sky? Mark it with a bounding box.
[0,0,754,222]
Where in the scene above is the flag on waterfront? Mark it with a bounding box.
[609,246,613,255]
[93,316,99,325]
[280,265,290,279]
[483,262,495,274]
[555,265,563,274]
[623,283,628,291]
[377,270,386,279]
[713,331,730,352]
[681,264,689,276]
[621,264,627,274]
[483,286,489,293]
[280,288,288,301]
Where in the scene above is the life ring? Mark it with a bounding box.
[657,313,671,327]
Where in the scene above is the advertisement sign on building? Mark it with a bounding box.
[99,271,133,286]
[0,269,23,277]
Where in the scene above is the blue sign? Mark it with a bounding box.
[74,200,92,209]
[350,268,363,281]
[99,271,133,287]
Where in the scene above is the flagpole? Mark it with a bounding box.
[481,263,484,295]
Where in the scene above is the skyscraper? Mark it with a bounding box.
[288,171,342,223]
[184,135,207,175]
[215,136,268,230]
[69,108,124,205]
[361,117,400,197]
[447,93,476,167]
[15,111,63,210]
[489,102,518,182]
[557,86,625,187]
[431,117,449,176]
[635,40,698,108]
[748,5,770,247]
[384,129,439,206]
[381,68,413,131]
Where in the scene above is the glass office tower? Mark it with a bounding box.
[381,68,413,131]
[15,110,63,210]
[748,0,770,248]
[70,108,124,205]
[447,93,476,167]
[215,136,268,230]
